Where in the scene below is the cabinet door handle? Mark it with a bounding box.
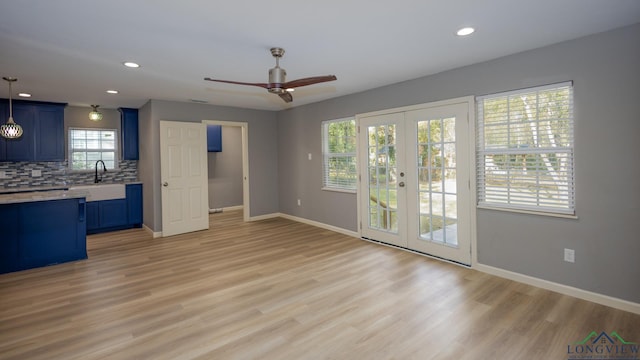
[78,199,86,222]
[163,182,168,187]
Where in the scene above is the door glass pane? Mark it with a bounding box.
[367,124,397,233]
[417,118,458,247]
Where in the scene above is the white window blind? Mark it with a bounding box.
[322,118,357,191]
[69,128,118,170]
[476,82,575,215]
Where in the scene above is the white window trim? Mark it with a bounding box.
[68,127,119,171]
[322,117,357,193]
[476,81,575,216]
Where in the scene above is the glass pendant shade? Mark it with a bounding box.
[89,105,103,121]
[1,76,23,139]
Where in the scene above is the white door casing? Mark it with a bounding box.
[160,121,209,237]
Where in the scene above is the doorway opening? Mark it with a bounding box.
[203,120,250,222]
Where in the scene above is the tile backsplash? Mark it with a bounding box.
[0,160,138,189]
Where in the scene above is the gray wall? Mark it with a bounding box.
[138,100,278,232]
[276,23,640,303]
[207,126,243,209]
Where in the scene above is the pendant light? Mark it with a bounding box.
[89,105,103,121]
[1,77,23,139]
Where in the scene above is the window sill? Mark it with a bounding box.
[321,187,356,194]
[477,205,578,219]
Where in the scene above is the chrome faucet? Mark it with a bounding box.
[94,160,107,183]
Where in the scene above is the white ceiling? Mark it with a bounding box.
[1,1,639,111]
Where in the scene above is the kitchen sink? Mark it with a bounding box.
[69,184,126,202]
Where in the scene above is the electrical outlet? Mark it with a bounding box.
[564,248,575,263]
[297,199,301,206]
[32,169,42,177]
[308,153,312,160]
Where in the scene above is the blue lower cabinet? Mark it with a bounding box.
[86,202,100,231]
[99,200,128,228]
[126,184,143,226]
[87,184,143,234]
[0,204,19,273]
[0,198,87,274]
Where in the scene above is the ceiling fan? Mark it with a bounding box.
[204,47,337,103]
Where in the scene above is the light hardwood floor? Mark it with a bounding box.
[1,211,638,359]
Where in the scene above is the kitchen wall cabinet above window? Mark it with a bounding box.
[0,100,66,162]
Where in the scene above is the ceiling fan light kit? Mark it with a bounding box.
[205,47,337,103]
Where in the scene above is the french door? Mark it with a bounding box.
[358,100,472,265]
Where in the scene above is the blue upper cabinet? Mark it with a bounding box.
[0,100,66,162]
[34,103,65,161]
[207,125,222,152]
[119,108,139,160]
[4,104,36,161]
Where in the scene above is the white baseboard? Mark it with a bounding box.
[475,263,640,315]
[249,212,281,221]
[209,205,244,213]
[223,205,243,212]
[278,213,359,238]
[143,224,163,238]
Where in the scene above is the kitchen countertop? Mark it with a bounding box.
[0,189,88,204]
[0,182,142,204]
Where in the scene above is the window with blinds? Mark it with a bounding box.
[69,128,118,170]
[476,82,574,215]
[322,118,357,191]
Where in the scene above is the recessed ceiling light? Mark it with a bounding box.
[457,27,475,36]
[106,90,119,94]
[18,93,31,98]
[123,61,140,68]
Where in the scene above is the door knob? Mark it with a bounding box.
[163,182,168,187]
[399,182,405,187]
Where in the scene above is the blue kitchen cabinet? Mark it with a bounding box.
[86,202,100,231]
[207,125,222,152]
[0,204,19,273]
[0,105,5,159]
[0,198,87,274]
[119,108,139,160]
[4,104,35,161]
[0,100,66,162]
[86,199,127,234]
[126,183,143,226]
[99,200,128,228]
[34,104,65,161]
[87,184,143,234]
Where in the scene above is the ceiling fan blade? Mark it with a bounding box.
[278,92,293,103]
[204,78,269,89]
[283,75,337,89]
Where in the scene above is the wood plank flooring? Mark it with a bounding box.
[1,210,639,359]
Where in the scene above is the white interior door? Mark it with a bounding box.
[358,100,472,265]
[160,121,209,237]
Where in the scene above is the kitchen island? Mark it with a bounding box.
[0,190,87,274]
